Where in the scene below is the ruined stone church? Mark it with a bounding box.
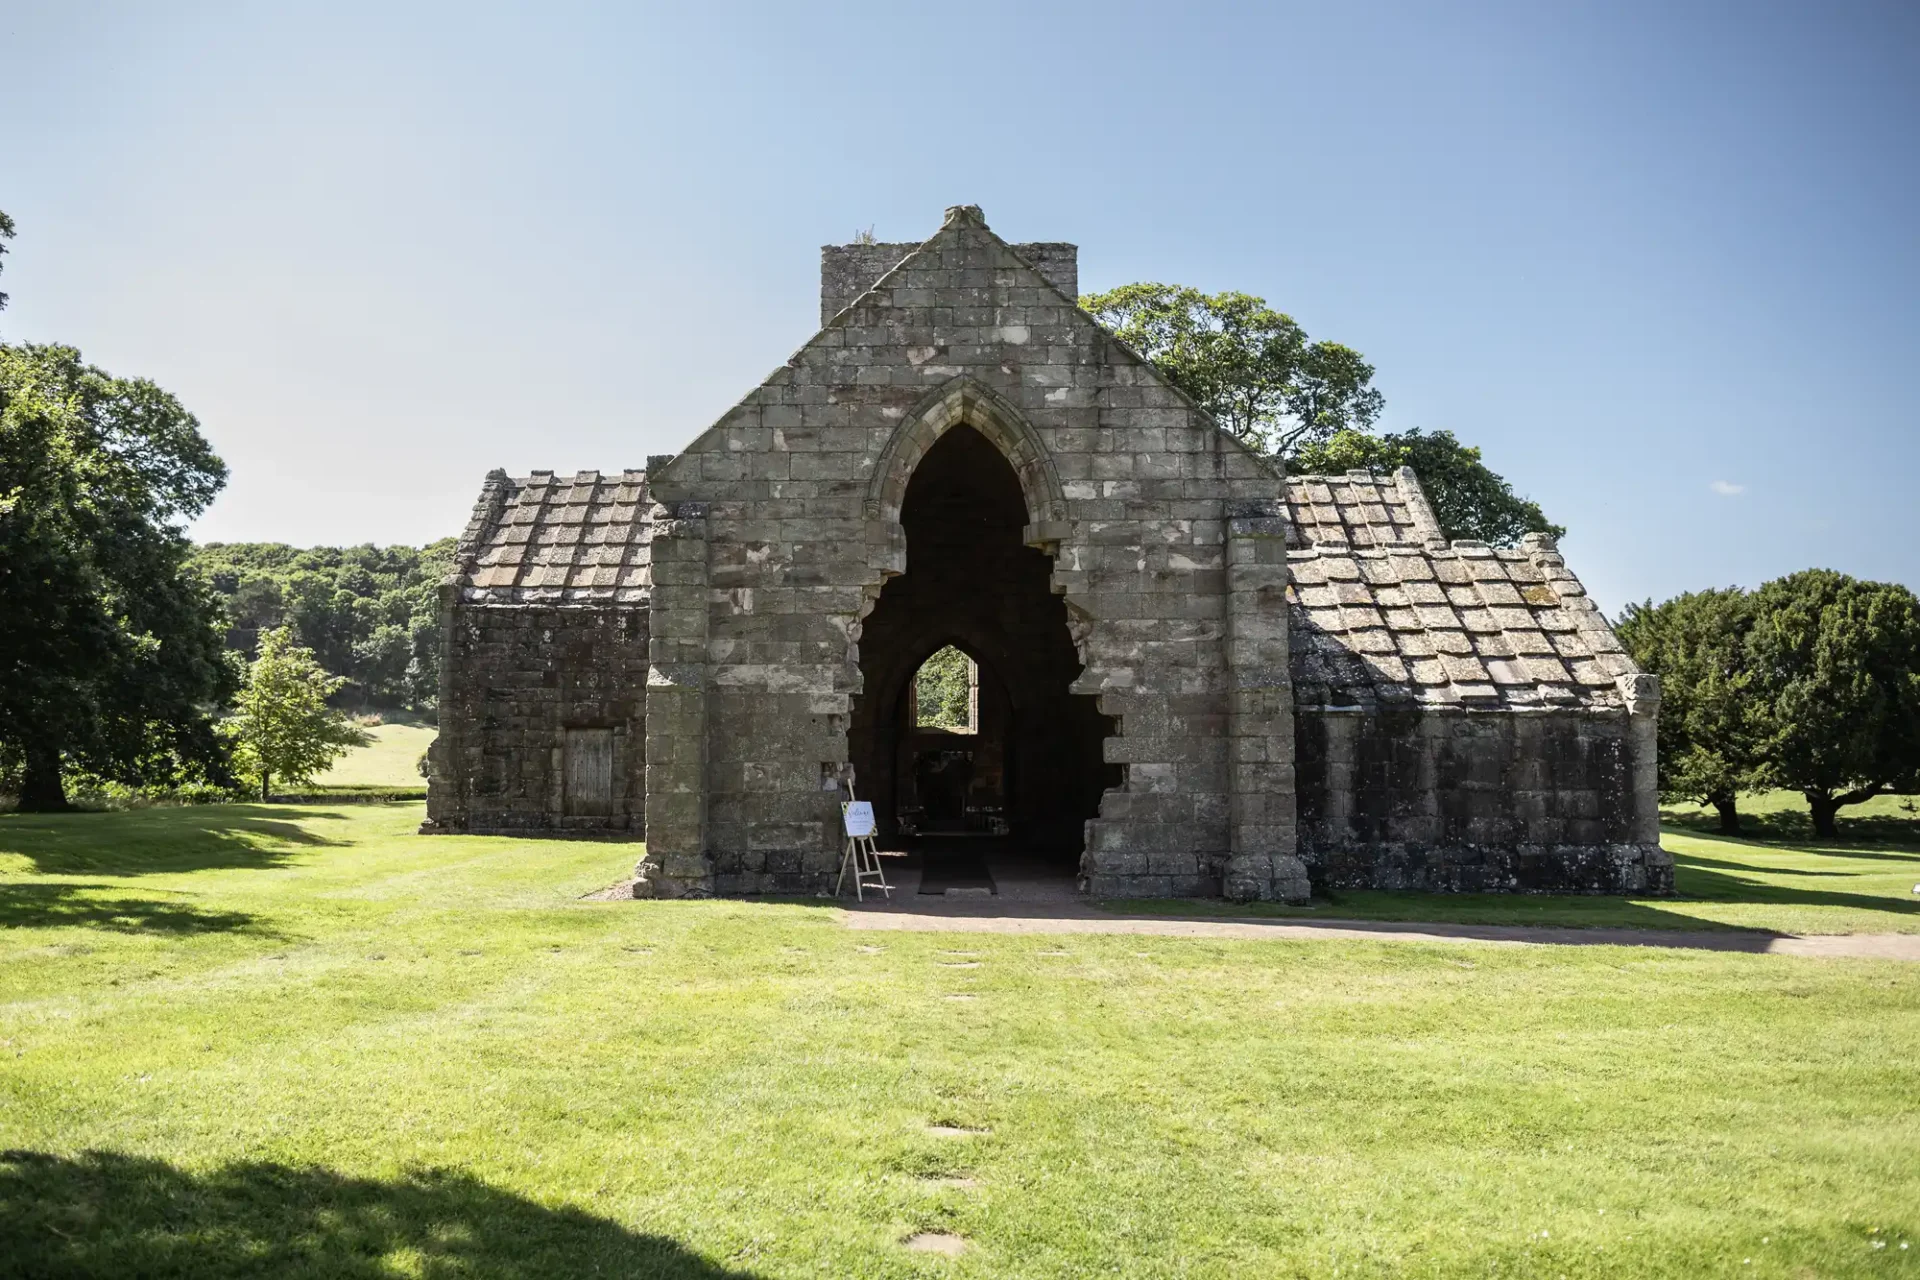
[424,206,1667,902]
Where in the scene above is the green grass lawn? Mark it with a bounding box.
[308,723,437,794]
[2,804,1916,1277]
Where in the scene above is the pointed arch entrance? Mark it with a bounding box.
[849,422,1118,883]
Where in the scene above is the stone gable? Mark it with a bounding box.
[637,205,1300,900]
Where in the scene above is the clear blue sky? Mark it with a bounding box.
[3,1,1914,612]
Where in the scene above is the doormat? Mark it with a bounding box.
[918,848,996,896]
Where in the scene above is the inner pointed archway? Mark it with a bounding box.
[848,423,1118,885]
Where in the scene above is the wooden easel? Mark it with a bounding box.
[835,783,892,901]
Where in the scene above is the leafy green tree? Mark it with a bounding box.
[225,627,369,801]
[1083,282,1556,545]
[914,646,974,730]
[1080,284,1384,455]
[1744,570,1920,837]
[1292,428,1562,547]
[1616,588,1762,833]
[0,343,237,811]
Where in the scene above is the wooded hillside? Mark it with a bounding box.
[188,540,455,710]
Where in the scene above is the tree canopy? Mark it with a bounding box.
[1620,571,1920,837]
[188,540,456,709]
[0,207,15,313]
[0,342,237,810]
[1082,281,1556,546]
[223,626,370,801]
[1744,571,1920,836]
[914,646,975,731]
[1080,284,1383,456]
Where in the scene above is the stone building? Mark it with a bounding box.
[425,205,1668,901]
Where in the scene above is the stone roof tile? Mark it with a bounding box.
[451,469,653,605]
[1285,490,1636,711]
[1283,468,1442,550]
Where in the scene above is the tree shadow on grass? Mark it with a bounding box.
[1665,825,1920,866]
[0,884,270,936]
[0,1149,766,1279]
[1663,804,1920,852]
[1098,844,1920,938]
[1671,857,1920,920]
[1674,853,1861,879]
[0,805,349,876]
[1777,844,1920,864]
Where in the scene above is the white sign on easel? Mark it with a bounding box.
[835,795,890,900]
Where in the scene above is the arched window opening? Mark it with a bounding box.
[911,645,977,732]
[847,422,1120,866]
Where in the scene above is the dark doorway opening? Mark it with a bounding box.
[848,425,1119,886]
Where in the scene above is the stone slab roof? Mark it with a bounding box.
[450,468,652,605]
[1285,469,1640,711]
[1285,467,1448,549]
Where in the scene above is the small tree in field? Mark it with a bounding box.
[226,627,368,800]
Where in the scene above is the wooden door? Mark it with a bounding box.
[565,728,614,817]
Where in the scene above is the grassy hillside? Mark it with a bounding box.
[1,803,1915,1276]
[311,723,438,791]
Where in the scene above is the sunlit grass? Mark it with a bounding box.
[312,722,438,790]
[1,803,1915,1277]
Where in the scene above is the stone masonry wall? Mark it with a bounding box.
[643,207,1306,900]
[1294,707,1672,893]
[820,242,1079,326]
[427,604,648,834]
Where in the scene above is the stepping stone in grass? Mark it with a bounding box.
[904,1232,969,1255]
[938,961,981,968]
[943,994,978,1002]
[855,945,885,954]
[921,1176,979,1190]
[924,1124,988,1137]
